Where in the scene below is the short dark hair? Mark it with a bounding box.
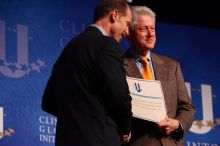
[93,0,129,22]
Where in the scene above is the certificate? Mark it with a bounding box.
[126,77,167,122]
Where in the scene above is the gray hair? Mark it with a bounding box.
[130,6,156,28]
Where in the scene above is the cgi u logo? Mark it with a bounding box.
[0,107,14,139]
[185,83,214,134]
[0,107,3,139]
[0,20,45,78]
[134,83,142,93]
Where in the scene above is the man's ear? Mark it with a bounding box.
[109,9,119,23]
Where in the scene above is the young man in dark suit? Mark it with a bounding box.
[124,6,195,146]
[42,0,133,146]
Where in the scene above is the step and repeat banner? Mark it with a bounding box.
[0,0,220,146]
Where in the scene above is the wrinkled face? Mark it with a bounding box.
[129,14,156,54]
[110,7,132,42]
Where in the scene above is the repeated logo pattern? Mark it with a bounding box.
[0,20,45,78]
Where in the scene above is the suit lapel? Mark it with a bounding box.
[124,52,143,79]
[124,52,168,93]
[151,53,168,93]
[124,52,168,81]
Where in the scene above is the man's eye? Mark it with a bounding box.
[140,28,146,32]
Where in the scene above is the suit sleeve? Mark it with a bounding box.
[175,63,196,133]
[41,75,58,116]
[96,39,132,135]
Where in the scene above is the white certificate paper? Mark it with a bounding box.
[126,77,167,122]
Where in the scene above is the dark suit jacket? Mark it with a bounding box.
[42,27,132,146]
[123,51,195,146]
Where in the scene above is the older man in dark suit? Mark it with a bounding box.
[42,1,133,146]
[123,6,195,146]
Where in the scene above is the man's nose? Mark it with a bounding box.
[147,28,154,36]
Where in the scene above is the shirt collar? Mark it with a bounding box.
[91,24,108,36]
[129,48,152,62]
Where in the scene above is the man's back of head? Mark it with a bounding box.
[93,0,129,22]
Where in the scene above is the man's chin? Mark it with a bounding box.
[145,44,155,50]
[115,36,122,42]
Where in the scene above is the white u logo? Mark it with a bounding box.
[0,107,3,139]
[0,20,28,78]
[186,83,213,134]
[0,20,45,78]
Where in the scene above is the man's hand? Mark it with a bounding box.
[121,132,131,143]
[157,118,179,135]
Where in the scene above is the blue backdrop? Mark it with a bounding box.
[0,0,220,146]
